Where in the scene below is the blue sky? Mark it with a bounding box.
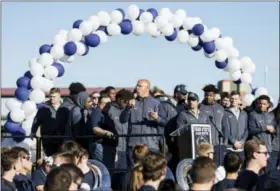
[2,2,279,101]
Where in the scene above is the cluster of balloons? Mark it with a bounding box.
[4,4,267,144]
[242,87,273,108]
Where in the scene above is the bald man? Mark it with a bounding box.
[120,79,164,166]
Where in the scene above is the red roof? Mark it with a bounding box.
[1,87,134,97]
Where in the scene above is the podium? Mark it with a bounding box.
[170,124,212,160]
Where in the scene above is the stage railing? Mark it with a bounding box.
[1,133,165,171]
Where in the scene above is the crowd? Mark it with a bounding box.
[1,78,280,191]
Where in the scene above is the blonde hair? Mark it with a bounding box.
[131,165,144,191]
[198,142,213,157]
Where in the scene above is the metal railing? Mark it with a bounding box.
[1,133,165,171]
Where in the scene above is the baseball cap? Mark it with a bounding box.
[174,84,188,95]
[187,92,199,101]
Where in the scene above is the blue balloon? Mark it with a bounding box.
[52,62,65,77]
[203,41,216,54]
[147,8,158,20]
[251,88,257,95]
[116,8,125,18]
[4,120,21,134]
[215,60,228,69]
[39,44,52,54]
[73,20,83,28]
[192,45,202,51]
[136,9,145,20]
[24,71,33,79]
[12,127,26,143]
[198,38,204,47]
[192,24,204,36]
[233,79,242,84]
[37,103,45,109]
[64,42,77,56]
[165,29,177,41]
[15,87,30,102]
[16,77,31,89]
[85,34,100,47]
[120,20,133,35]
[188,30,193,34]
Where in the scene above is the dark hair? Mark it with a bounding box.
[53,152,76,164]
[202,84,219,94]
[257,95,271,103]
[45,167,72,191]
[158,179,180,191]
[132,144,149,163]
[99,90,107,97]
[1,149,19,171]
[190,157,217,184]
[116,89,134,101]
[223,152,242,173]
[221,92,230,99]
[244,139,266,160]
[59,140,83,159]
[98,95,110,103]
[49,88,60,94]
[60,163,84,183]
[230,91,240,97]
[10,146,29,158]
[104,86,115,94]
[68,82,86,96]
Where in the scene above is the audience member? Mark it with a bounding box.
[44,167,72,191]
[59,163,84,191]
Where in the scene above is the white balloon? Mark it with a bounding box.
[183,17,195,30]
[66,56,75,63]
[240,73,252,84]
[30,63,44,77]
[255,87,268,97]
[94,31,108,43]
[230,70,242,81]
[57,30,68,40]
[110,10,123,24]
[171,15,183,28]
[187,34,199,47]
[174,9,187,20]
[159,8,173,21]
[10,109,25,123]
[243,94,255,107]
[44,66,59,80]
[79,21,93,36]
[132,20,145,35]
[75,41,86,56]
[223,36,233,47]
[38,53,54,68]
[200,30,213,42]
[97,11,111,26]
[146,22,158,36]
[21,119,33,136]
[154,16,168,30]
[127,4,140,21]
[6,98,22,111]
[227,59,241,73]
[30,76,44,89]
[215,38,227,50]
[41,78,54,94]
[225,47,239,59]
[29,89,46,104]
[140,12,153,24]
[21,101,37,117]
[204,52,215,58]
[67,29,83,42]
[50,45,64,60]
[240,56,256,74]
[88,15,101,31]
[209,27,221,40]
[107,23,121,36]
[25,111,37,121]
[215,49,228,62]
[177,30,189,44]
[53,34,67,46]
[162,23,174,36]
[192,17,203,25]
[151,30,161,38]
[29,58,38,68]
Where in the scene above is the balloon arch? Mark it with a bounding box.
[4,5,270,144]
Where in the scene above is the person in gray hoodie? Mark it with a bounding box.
[271,102,280,169]
[199,84,225,165]
[248,95,277,166]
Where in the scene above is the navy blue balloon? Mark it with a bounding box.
[12,128,26,143]
[24,71,33,79]
[192,24,204,36]
[192,45,202,51]
[4,120,21,134]
[165,29,177,41]
[37,103,45,109]
[136,9,145,20]
[64,42,77,56]
[120,20,133,35]
[233,79,242,84]
[73,19,83,28]
[39,44,52,54]
[85,34,100,47]
[147,8,158,20]
[116,8,125,18]
[15,87,30,102]
[16,77,31,89]
[215,60,228,69]
[52,62,65,77]
[203,41,216,54]
[188,30,193,34]
[251,88,257,95]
